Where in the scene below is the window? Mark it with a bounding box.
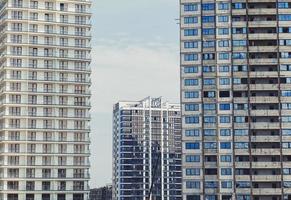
[186,155,200,162]
[202,16,215,23]
[203,65,215,72]
[218,28,229,35]
[184,79,198,86]
[186,181,200,189]
[205,181,218,188]
[185,129,200,137]
[202,28,215,35]
[219,65,230,72]
[283,168,291,175]
[235,142,249,149]
[204,91,216,98]
[232,3,246,9]
[234,116,247,123]
[233,40,247,46]
[220,129,231,136]
[218,16,229,22]
[184,41,198,48]
[204,116,216,123]
[218,2,229,10]
[282,90,291,96]
[220,142,231,149]
[219,103,230,110]
[219,53,229,60]
[184,29,198,36]
[184,66,198,73]
[233,53,247,59]
[185,91,199,98]
[221,181,232,188]
[234,129,248,136]
[203,104,216,110]
[282,116,291,122]
[185,142,200,149]
[204,129,216,136]
[184,54,198,61]
[184,17,198,24]
[185,116,199,124]
[279,15,291,21]
[203,41,215,48]
[204,78,215,85]
[282,142,291,148]
[218,40,229,47]
[184,3,198,11]
[282,103,291,110]
[204,142,217,149]
[186,168,200,176]
[203,53,215,60]
[232,27,247,34]
[202,3,215,10]
[283,129,291,136]
[185,104,199,111]
[220,116,230,123]
[221,168,232,175]
[221,155,232,162]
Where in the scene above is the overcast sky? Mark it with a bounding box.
[90,0,180,187]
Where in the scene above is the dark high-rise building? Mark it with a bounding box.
[90,185,112,200]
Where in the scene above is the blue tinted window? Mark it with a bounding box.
[219,65,229,72]
[185,116,199,124]
[185,104,199,111]
[220,142,231,149]
[186,168,200,175]
[202,16,215,23]
[203,104,216,110]
[220,129,231,136]
[184,66,198,73]
[185,142,200,149]
[204,116,216,123]
[221,181,232,188]
[218,28,229,35]
[219,53,229,60]
[279,15,291,21]
[202,28,215,35]
[186,181,200,189]
[218,2,229,10]
[220,116,230,123]
[220,103,230,110]
[233,52,247,59]
[221,155,232,162]
[184,79,198,86]
[184,41,198,48]
[218,16,229,22]
[221,168,232,175]
[184,29,198,36]
[186,155,200,162]
[202,3,215,10]
[204,78,215,85]
[204,129,216,136]
[185,129,200,136]
[184,54,198,61]
[233,40,247,46]
[203,41,215,48]
[184,91,199,98]
[184,3,198,11]
[232,3,246,9]
[235,142,249,149]
[218,40,229,47]
[204,142,217,149]
[184,17,198,24]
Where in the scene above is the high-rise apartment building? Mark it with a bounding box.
[112,97,182,200]
[180,1,291,200]
[0,0,91,200]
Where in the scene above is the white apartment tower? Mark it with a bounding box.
[112,97,182,200]
[0,0,91,200]
[181,0,291,200]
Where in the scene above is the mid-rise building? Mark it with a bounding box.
[180,0,291,200]
[0,0,91,199]
[112,97,182,200]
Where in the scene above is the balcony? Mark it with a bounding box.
[249,33,277,40]
[249,71,278,78]
[249,97,279,103]
[251,148,281,155]
[252,175,281,181]
[250,122,280,129]
[248,8,276,15]
[252,188,282,195]
[249,84,278,90]
[250,110,279,116]
[252,162,281,168]
[251,135,280,142]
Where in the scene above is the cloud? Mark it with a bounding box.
[89,38,180,187]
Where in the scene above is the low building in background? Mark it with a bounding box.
[90,185,112,200]
[112,97,182,200]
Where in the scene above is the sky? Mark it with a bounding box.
[90,0,180,187]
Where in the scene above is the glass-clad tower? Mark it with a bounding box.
[0,0,91,200]
[181,0,291,200]
[112,97,182,200]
